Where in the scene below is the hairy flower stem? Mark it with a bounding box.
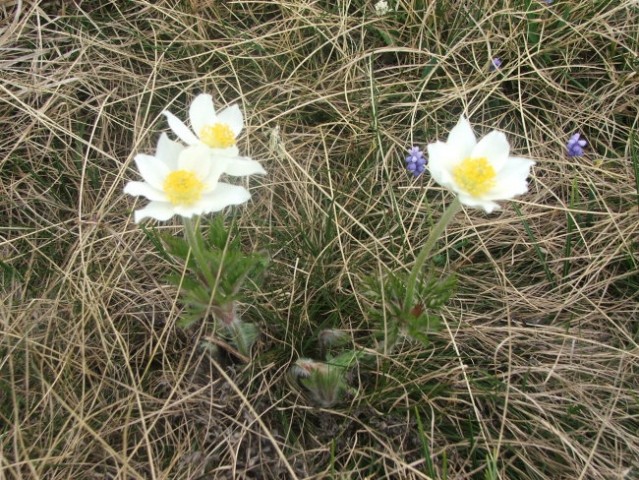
[404,196,462,311]
[183,216,216,288]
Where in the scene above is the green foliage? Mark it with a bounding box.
[230,320,260,358]
[631,131,639,209]
[364,269,456,347]
[288,350,363,408]
[483,452,499,480]
[415,407,445,479]
[145,217,268,357]
[155,218,268,325]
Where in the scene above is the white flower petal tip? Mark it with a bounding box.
[162,109,199,145]
[223,157,267,176]
[445,115,477,159]
[124,181,167,202]
[189,94,216,134]
[133,201,175,223]
[216,104,244,136]
[426,115,535,212]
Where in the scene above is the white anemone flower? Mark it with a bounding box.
[427,115,535,213]
[124,134,251,223]
[163,93,266,176]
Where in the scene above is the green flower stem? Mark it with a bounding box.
[183,216,216,288]
[404,196,462,310]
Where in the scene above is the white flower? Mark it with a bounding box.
[426,115,535,213]
[375,0,391,15]
[163,93,266,176]
[124,134,251,223]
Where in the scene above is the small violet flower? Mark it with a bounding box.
[566,133,587,158]
[490,57,502,71]
[405,146,427,177]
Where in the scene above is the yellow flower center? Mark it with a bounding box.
[163,170,205,205]
[199,123,235,149]
[452,157,496,197]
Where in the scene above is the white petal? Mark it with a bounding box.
[189,94,216,136]
[163,110,199,145]
[177,145,213,179]
[457,194,501,213]
[172,204,205,218]
[201,157,230,193]
[206,159,230,186]
[223,156,266,176]
[175,183,251,217]
[156,133,183,170]
[133,201,175,223]
[216,104,243,137]
[204,183,251,208]
[124,181,168,201]
[134,154,170,190]
[471,131,510,171]
[177,146,229,187]
[427,141,458,190]
[447,116,476,158]
[484,157,535,200]
[212,146,240,158]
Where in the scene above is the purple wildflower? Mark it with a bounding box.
[490,57,502,71]
[566,133,587,157]
[405,146,427,177]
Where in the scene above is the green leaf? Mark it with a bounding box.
[140,225,172,262]
[159,231,192,263]
[327,349,364,369]
[177,309,206,328]
[207,215,231,250]
[230,321,259,357]
[406,313,442,345]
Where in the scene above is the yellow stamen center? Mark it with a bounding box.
[199,123,235,149]
[163,170,205,205]
[452,157,496,197]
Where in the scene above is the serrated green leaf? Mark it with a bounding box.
[328,349,364,369]
[177,310,205,328]
[160,232,192,263]
[140,224,172,262]
[407,313,442,346]
[166,272,200,291]
[206,216,230,250]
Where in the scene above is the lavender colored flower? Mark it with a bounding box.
[566,133,587,157]
[490,57,502,71]
[405,146,427,176]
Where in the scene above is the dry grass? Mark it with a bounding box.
[1,0,638,479]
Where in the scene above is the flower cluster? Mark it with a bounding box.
[566,133,587,158]
[124,94,265,223]
[405,146,427,176]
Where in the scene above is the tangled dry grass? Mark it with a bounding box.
[1,1,638,479]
